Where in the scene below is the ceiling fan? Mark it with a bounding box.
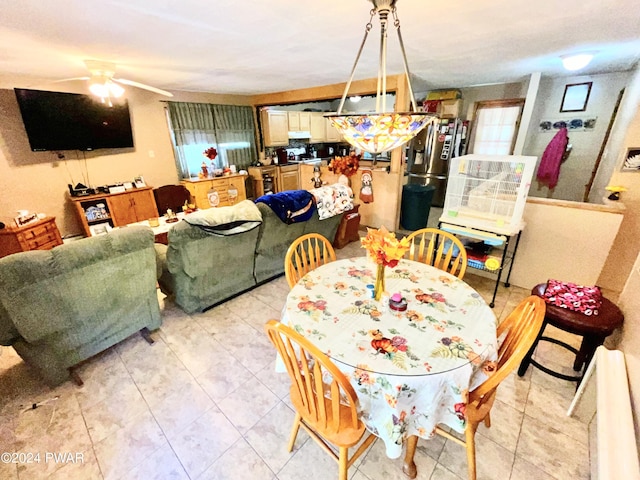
[58,59,173,104]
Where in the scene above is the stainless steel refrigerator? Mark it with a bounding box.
[406,118,470,207]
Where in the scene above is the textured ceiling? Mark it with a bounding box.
[0,0,639,96]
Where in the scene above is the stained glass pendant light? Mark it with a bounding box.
[325,0,436,154]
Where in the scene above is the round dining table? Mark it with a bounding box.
[281,257,498,461]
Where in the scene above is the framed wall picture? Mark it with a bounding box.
[560,82,593,113]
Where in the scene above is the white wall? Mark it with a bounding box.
[617,252,640,459]
[509,198,624,289]
[522,71,630,202]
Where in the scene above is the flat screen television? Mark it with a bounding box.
[14,88,135,152]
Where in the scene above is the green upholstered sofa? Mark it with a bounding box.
[0,226,162,386]
[156,200,343,313]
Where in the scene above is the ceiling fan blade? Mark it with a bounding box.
[50,76,91,83]
[113,78,174,97]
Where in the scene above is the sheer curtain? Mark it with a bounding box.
[167,102,257,178]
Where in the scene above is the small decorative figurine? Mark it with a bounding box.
[389,292,408,311]
[360,169,374,203]
[311,166,326,188]
[201,161,209,178]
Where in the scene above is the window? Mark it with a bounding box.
[166,102,257,179]
[470,100,524,155]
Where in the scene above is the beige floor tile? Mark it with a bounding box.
[82,378,150,444]
[494,370,531,413]
[525,380,588,446]
[244,401,307,473]
[199,437,276,480]
[517,414,589,480]
[93,409,166,480]
[429,463,463,480]
[126,442,190,480]
[149,378,215,440]
[46,448,103,480]
[476,398,524,453]
[256,361,291,399]
[196,357,254,402]
[168,407,241,479]
[416,433,447,461]
[509,455,558,480]
[439,434,515,480]
[275,436,348,480]
[216,377,281,434]
[357,437,437,480]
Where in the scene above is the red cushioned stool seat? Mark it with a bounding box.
[517,283,624,382]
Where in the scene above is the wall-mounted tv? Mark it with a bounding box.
[14,88,134,152]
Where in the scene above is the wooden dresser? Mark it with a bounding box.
[180,173,247,209]
[0,216,63,258]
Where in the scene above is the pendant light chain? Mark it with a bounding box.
[336,9,376,114]
[392,7,419,112]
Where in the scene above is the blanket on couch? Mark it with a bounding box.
[255,190,316,224]
[310,183,354,220]
[184,199,262,235]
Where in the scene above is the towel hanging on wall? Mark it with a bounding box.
[536,127,569,189]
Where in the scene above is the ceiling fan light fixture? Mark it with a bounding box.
[326,0,435,154]
[89,77,124,100]
[561,53,594,71]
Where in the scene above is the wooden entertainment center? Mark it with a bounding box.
[70,186,158,237]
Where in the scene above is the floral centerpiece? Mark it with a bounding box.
[361,226,410,300]
[328,152,361,177]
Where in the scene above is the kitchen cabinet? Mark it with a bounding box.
[0,216,63,258]
[261,110,289,146]
[287,111,311,131]
[325,114,342,142]
[181,174,248,209]
[278,164,300,191]
[309,112,326,143]
[249,166,279,197]
[70,187,158,237]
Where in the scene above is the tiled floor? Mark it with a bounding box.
[0,240,591,480]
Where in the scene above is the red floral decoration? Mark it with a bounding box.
[328,152,360,177]
[203,147,218,160]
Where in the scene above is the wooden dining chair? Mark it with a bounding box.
[153,184,191,216]
[285,233,337,288]
[264,320,377,480]
[405,228,468,279]
[402,295,546,480]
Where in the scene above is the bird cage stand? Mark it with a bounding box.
[438,154,537,307]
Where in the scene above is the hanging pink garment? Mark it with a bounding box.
[536,127,569,189]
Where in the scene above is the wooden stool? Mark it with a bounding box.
[518,283,624,382]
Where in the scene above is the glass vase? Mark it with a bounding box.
[374,263,385,301]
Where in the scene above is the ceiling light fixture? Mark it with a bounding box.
[561,53,594,71]
[88,75,125,106]
[326,0,436,154]
[349,95,362,103]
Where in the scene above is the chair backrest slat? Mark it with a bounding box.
[264,320,361,435]
[406,228,468,279]
[470,296,545,402]
[285,234,337,288]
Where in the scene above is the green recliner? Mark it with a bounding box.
[0,226,162,386]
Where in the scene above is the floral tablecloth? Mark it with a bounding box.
[281,257,498,458]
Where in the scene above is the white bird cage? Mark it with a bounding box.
[440,154,537,235]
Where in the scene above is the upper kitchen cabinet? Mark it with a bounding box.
[309,112,326,143]
[261,110,289,146]
[325,115,342,142]
[287,111,311,132]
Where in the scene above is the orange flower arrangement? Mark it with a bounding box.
[328,152,361,177]
[361,226,410,268]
